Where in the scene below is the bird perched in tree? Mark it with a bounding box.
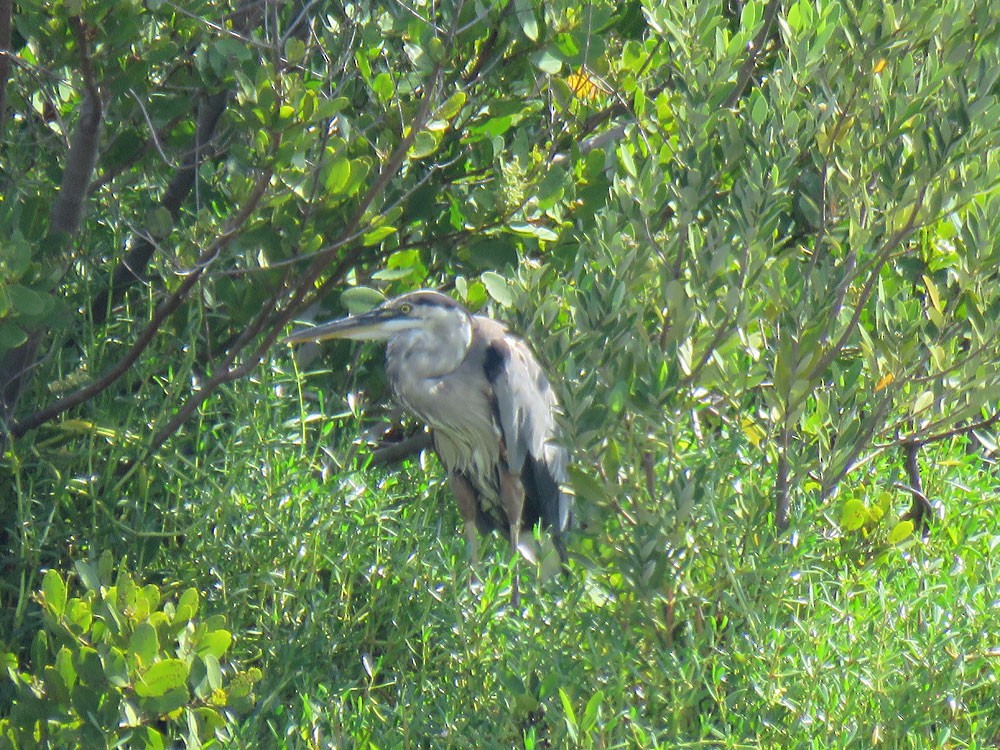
[284,290,572,602]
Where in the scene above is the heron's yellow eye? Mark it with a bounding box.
[399,303,412,314]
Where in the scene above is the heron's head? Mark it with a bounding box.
[283,290,472,346]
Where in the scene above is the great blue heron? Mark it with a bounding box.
[284,290,572,600]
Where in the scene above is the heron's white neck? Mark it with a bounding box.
[386,306,472,380]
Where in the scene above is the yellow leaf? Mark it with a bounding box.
[872,58,888,74]
[922,275,942,313]
[874,372,894,392]
[741,417,766,447]
[840,499,869,531]
[888,520,915,544]
[566,68,605,101]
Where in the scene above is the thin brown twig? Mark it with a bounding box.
[11,157,278,438]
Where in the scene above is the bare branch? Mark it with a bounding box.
[722,0,782,109]
[0,0,11,135]
[11,159,277,438]
[899,442,932,534]
[90,89,230,326]
[50,16,104,236]
[369,431,435,467]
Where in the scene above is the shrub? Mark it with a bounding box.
[0,553,259,749]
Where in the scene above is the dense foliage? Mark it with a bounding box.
[2,0,999,745]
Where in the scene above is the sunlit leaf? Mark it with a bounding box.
[482,272,513,307]
[839,499,869,531]
[888,520,915,544]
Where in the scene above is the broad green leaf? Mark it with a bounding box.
[0,321,30,350]
[75,560,101,592]
[618,143,637,178]
[532,50,562,74]
[341,287,385,314]
[140,686,190,717]
[55,646,77,689]
[515,0,540,40]
[362,226,397,246]
[559,687,579,742]
[408,130,439,160]
[324,158,352,194]
[284,37,306,63]
[481,272,513,307]
[7,284,48,316]
[130,621,159,667]
[176,587,199,621]
[104,647,129,687]
[42,569,67,616]
[135,659,189,698]
[76,647,109,689]
[437,90,467,120]
[508,222,559,241]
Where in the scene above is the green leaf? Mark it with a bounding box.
[42,665,71,704]
[284,37,306,63]
[6,232,32,276]
[515,0,540,41]
[176,588,199,622]
[324,158,352,194]
[581,689,604,734]
[618,143,637,178]
[55,646,77,690]
[131,726,166,750]
[343,158,372,197]
[7,284,48,316]
[481,272,514,307]
[42,569,67,616]
[341,287,385,315]
[76,647,109,689]
[140,686,190,717]
[135,659,189,698]
[508,222,559,241]
[559,688,579,742]
[104,647,129,688]
[0,321,27,350]
[197,630,233,660]
[437,90,467,120]
[408,130,439,160]
[532,49,562,74]
[129,622,159,667]
[75,560,101,592]
[362,226,397,246]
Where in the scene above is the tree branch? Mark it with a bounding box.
[90,89,230,325]
[1,14,105,425]
[900,441,932,534]
[368,431,434,467]
[139,55,448,458]
[51,16,104,236]
[722,0,782,109]
[0,0,11,136]
[10,158,277,438]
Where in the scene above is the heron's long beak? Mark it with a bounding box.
[282,307,408,344]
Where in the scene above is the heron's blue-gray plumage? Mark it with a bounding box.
[384,299,570,542]
[284,290,572,586]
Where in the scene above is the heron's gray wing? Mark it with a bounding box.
[479,321,571,536]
